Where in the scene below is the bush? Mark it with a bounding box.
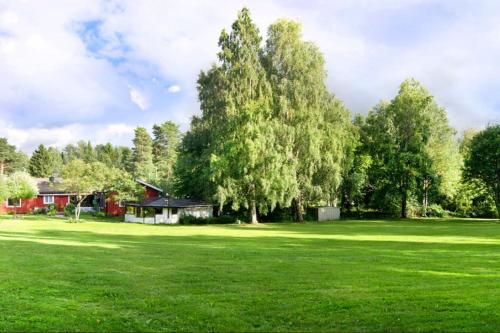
[179,215,205,225]
[47,204,57,216]
[64,203,75,217]
[95,212,106,219]
[426,204,449,218]
[33,207,47,215]
[179,214,236,225]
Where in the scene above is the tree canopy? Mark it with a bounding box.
[464,125,500,218]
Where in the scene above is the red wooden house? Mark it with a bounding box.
[0,178,73,214]
[1,178,163,216]
[104,179,163,216]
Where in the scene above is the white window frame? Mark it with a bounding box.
[43,195,55,205]
[6,198,21,207]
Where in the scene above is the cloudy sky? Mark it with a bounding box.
[0,0,499,152]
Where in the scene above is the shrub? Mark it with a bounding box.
[179,215,205,225]
[33,207,47,215]
[64,203,75,217]
[95,212,106,219]
[179,215,236,225]
[212,215,236,224]
[426,204,449,218]
[47,204,57,216]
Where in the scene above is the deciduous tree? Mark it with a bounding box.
[464,124,500,218]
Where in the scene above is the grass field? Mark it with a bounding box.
[1,215,499,332]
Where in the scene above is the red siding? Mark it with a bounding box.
[105,192,125,216]
[0,195,70,214]
[145,187,161,199]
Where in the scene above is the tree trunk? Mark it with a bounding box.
[0,162,4,175]
[292,197,304,222]
[75,201,81,221]
[401,190,407,218]
[250,200,258,224]
[422,179,429,217]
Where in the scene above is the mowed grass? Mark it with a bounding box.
[1,216,500,332]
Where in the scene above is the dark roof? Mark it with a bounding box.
[127,196,212,208]
[135,179,163,193]
[35,179,72,195]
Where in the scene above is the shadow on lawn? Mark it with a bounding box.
[1,222,500,252]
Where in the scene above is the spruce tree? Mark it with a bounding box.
[152,121,181,193]
[29,144,53,177]
[132,127,156,182]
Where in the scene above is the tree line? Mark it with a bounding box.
[0,8,498,222]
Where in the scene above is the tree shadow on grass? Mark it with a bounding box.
[2,226,500,332]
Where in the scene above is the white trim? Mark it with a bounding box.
[43,195,54,204]
[6,198,21,207]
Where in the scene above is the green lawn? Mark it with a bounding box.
[1,215,499,332]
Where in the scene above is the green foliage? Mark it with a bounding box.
[0,138,27,175]
[29,144,60,177]
[6,171,38,200]
[199,8,297,223]
[0,174,9,201]
[5,171,38,216]
[152,121,181,193]
[60,160,114,220]
[464,124,500,218]
[263,20,352,220]
[64,203,75,217]
[361,79,462,217]
[95,211,106,219]
[426,204,449,218]
[46,204,57,216]
[179,214,236,225]
[132,127,156,182]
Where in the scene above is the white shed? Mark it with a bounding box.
[317,206,340,221]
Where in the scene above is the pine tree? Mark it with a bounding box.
[152,121,181,193]
[132,127,156,182]
[0,138,26,175]
[29,144,53,177]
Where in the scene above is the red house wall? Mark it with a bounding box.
[145,187,161,199]
[105,186,161,216]
[0,195,69,214]
[105,192,125,216]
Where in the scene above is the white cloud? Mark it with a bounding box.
[0,11,19,27]
[167,85,181,93]
[0,119,135,153]
[0,0,499,149]
[129,86,149,110]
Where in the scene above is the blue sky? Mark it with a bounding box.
[0,0,499,152]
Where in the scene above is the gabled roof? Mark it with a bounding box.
[135,179,163,193]
[127,196,212,208]
[35,178,72,195]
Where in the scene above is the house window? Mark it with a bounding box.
[6,198,21,207]
[43,195,54,204]
[118,200,124,208]
[171,208,178,215]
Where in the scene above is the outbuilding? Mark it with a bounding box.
[124,197,213,224]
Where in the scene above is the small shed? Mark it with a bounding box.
[317,206,340,221]
[124,197,213,224]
